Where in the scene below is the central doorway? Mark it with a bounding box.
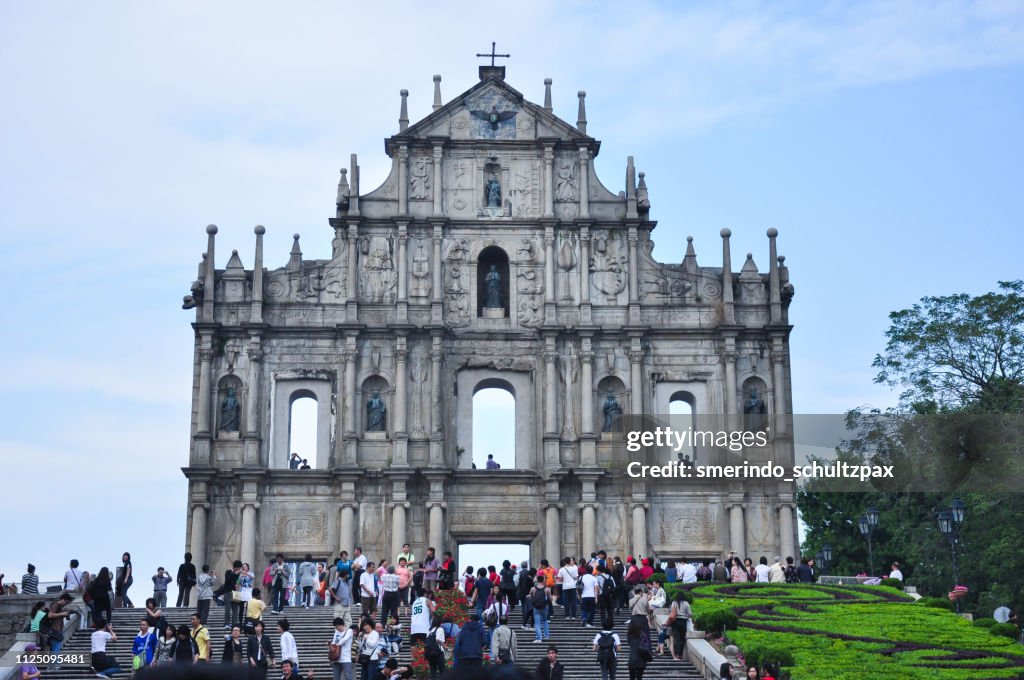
[457,543,530,584]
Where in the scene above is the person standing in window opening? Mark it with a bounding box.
[176,553,197,607]
[289,453,302,470]
[116,552,134,608]
[299,459,311,470]
[298,556,317,609]
[485,454,501,470]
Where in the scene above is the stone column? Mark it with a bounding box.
[545,505,561,564]
[429,334,444,465]
[346,223,359,319]
[627,226,639,304]
[778,499,795,560]
[728,496,746,558]
[190,503,207,570]
[432,144,443,216]
[544,350,559,436]
[578,147,590,218]
[580,348,594,436]
[394,337,408,435]
[396,224,408,305]
[201,225,217,322]
[629,345,644,417]
[723,346,737,433]
[431,230,443,304]
[245,342,262,438]
[772,347,788,436]
[391,502,408,560]
[398,145,409,215]
[428,503,445,551]
[196,343,214,435]
[339,504,355,554]
[344,345,358,438]
[544,227,555,304]
[543,146,554,218]
[579,225,591,305]
[581,504,596,555]
[631,504,647,557]
[240,503,257,567]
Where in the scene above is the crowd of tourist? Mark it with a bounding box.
[13,546,833,680]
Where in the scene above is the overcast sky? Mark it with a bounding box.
[2,1,1023,592]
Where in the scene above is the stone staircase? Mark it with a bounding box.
[46,603,700,679]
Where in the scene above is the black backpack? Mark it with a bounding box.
[597,632,615,663]
[423,629,443,660]
[532,586,549,609]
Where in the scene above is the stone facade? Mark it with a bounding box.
[181,66,798,578]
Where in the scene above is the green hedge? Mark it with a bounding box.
[916,596,955,610]
[973,617,997,628]
[879,577,903,589]
[694,608,738,635]
[990,623,1021,640]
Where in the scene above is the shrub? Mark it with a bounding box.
[664,584,693,603]
[743,645,796,669]
[879,577,903,590]
[695,608,738,635]
[972,617,997,628]
[645,573,667,584]
[916,597,954,611]
[989,623,1020,640]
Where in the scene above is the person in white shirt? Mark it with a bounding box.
[357,620,380,680]
[278,618,298,673]
[65,559,85,592]
[409,592,435,643]
[649,583,666,608]
[592,625,621,680]
[768,557,785,583]
[359,562,378,618]
[580,570,600,628]
[680,561,698,584]
[889,562,904,581]
[557,559,579,620]
[329,617,354,680]
[91,619,121,678]
[754,556,771,583]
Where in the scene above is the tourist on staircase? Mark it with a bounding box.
[534,644,564,680]
[490,615,517,666]
[593,618,622,680]
[90,618,121,678]
[452,612,485,669]
[176,552,197,607]
[626,617,653,680]
[248,619,275,678]
[196,564,217,624]
[529,575,552,643]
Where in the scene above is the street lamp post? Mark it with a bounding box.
[937,498,967,614]
[818,544,833,578]
[858,505,880,575]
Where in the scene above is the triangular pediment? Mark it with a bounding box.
[389,75,594,150]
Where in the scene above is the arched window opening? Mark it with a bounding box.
[669,392,695,463]
[289,394,318,469]
[472,386,515,469]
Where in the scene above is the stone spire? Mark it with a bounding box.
[767,228,782,323]
[625,156,637,219]
[544,78,553,112]
[721,228,735,324]
[683,236,698,274]
[336,168,349,216]
[251,225,265,322]
[287,233,302,271]
[399,89,409,131]
[432,75,442,111]
[577,90,587,134]
[637,171,650,218]
[202,224,217,321]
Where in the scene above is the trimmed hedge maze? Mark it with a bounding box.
[686,583,1024,680]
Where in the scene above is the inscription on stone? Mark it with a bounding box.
[274,512,327,545]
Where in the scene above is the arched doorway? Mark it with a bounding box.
[472,382,515,469]
[289,392,318,469]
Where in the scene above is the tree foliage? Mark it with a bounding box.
[873,280,1024,412]
[799,281,1024,616]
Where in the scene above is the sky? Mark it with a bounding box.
[2,1,1023,595]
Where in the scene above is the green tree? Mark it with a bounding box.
[799,281,1024,615]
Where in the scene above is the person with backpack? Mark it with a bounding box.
[489,616,517,666]
[421,613,446,680]
[132,618,159,671]
[592,619,622,680]
[498,560,518,610]
[597,564,617,624]
[482,584,507,646]
[580,565,600,628]
[530,575,552,642]
[191,612,211,663]
[626,617,653,680]
[452,612,485,669]
[468,568,491,621]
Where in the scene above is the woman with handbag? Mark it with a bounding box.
[222,625,246,664]
[667,591,692,661]
[248,620,275,678]
[357,619,380,680]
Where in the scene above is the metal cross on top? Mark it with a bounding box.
[476,42,510,67]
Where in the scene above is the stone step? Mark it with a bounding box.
[44,604,700,680]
